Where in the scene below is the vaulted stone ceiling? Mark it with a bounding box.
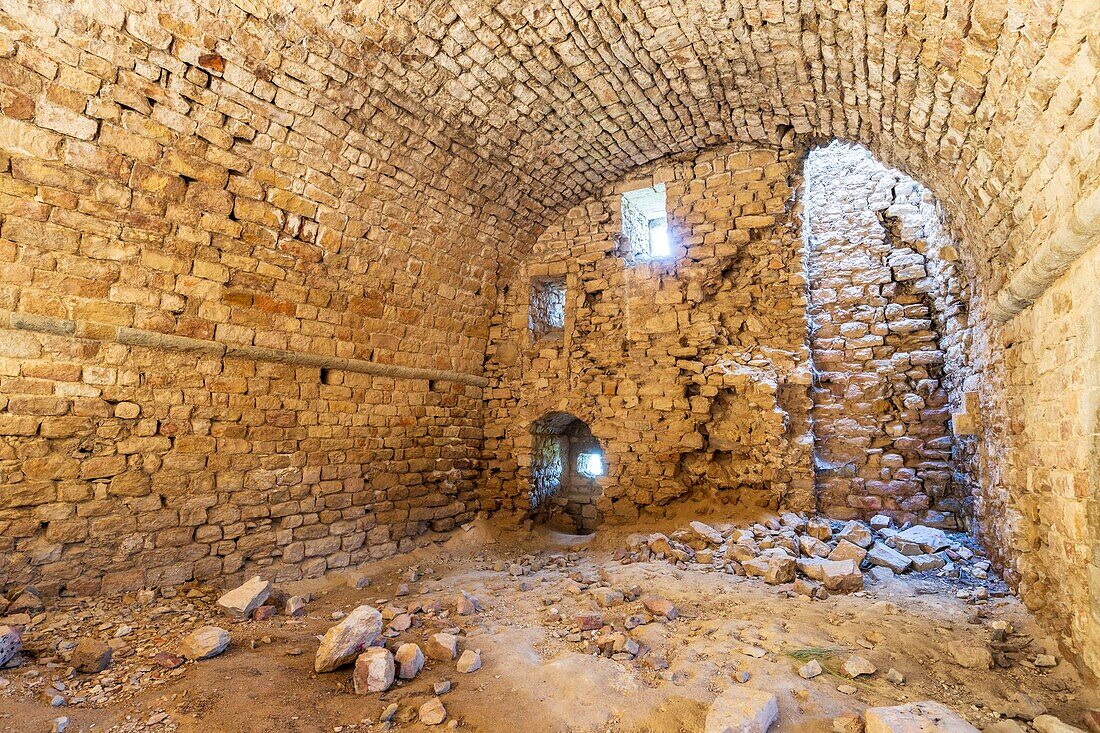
[295,0,1098,281]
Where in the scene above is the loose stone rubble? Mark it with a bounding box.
[0,531,1098,732]
[178,627,230,661]
[314,605,383,674]
[705,687,779,733]
[615,513,998,604]
[864,701,980,733]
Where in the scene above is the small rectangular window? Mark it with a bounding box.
[622,183,670,260]
[529,275,566,341]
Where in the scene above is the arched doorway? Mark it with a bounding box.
[529,412,604,534]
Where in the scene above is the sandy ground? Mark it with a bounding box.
[2,512,1098,733]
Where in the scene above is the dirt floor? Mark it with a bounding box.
[2,510,1098,733]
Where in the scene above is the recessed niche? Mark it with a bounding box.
[621,183,670,259]
[529,275,566,341]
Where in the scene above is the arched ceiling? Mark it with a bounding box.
[292,0,1098,279]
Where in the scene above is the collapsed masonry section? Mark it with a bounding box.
[804,142,974,529]
[482,141,975,533]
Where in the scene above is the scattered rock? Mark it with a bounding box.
[575,612,604,630]
[153,652,183,669]
[395,643,425,679]
[947,641,992,670]
[1032,715,1089,733]
[591,587,625,607]
[426,633,458,661]
[868,544,912,574]
[807,518,833,540]
[837,521,873,548]
[457,649,481,673]
[216,576,271,618]
[909,554,946,572]
[994,691,1046,721]
[0,626,22,667]
[314,605,383,673]
[642,595,678,620]
[797,558,862,592]
[894,526,950,554]
[454,592,479,615]
[743,550,796,585]
[690,521,725,544]
[870,514,892,530]
[798,659,822,679]
[985,722,1028,733]
[8,588,43,615]
[252,605,276,621]
[833,715,865,733]
[829,540,869,564]
[353,647,395,693]
[178,626,230,660]
[704,687,778,733]
[286,596,307,617]
[71,639,112,673]
[886,668,905,684]
[841,655,876,678]
[864,701,979,733]
[419,697,447,725]
[389,613,413,632]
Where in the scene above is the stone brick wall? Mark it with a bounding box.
[0,1,517,595]
[0,0,1095,679]
[481,142,815,523]
[804,143,971,529]
[971,246,1100,674]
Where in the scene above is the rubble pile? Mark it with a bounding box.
[616,513,1002,601]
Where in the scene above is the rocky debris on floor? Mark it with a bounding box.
[426,632,458,661]
[315,605,383,673]
[842,655,877,678]
[864,701,979,732]
[353,647,395,693]
[0,625,22,666]
[395,642,426,679]
[178,626,230,661]
[0,539,1092,733]
[419,696,447,725]
[615,514,1006,609]
[705,687,779,733]
[216,576,271,618]
[457,649,482,673]
[71,638,112,673]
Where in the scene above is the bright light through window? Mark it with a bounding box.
[649,220,669,257]
[577,452,604,477]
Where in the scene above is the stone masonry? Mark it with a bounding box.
[0,0,1096,677]
[481,142,815,523]
[804,143,969,529]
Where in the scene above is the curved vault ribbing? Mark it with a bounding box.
[312,0,1100,292]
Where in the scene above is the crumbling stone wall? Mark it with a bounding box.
[481,143,815,522]
[0,1,513,595]
[803,143,971,529]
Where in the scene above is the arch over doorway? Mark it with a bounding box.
[529,412,605,534]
